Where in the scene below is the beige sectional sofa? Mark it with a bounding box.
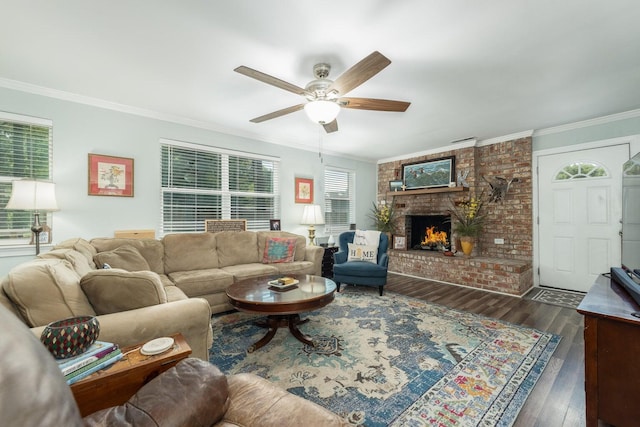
[0,230,323,361]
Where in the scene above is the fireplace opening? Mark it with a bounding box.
[408,215,451,250]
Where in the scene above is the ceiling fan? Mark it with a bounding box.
[234,51,411,133]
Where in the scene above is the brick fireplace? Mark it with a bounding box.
[378,137,533,296]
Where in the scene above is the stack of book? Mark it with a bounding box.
[56,341,122,385]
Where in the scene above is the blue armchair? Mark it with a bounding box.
[332,231,389,296]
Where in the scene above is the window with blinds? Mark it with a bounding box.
[160,140,280,234]
[0,113,53,245]
[324,167,355,235]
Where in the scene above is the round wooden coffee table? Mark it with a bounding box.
[226,274,336,352]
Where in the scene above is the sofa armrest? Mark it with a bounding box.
[83,359,228,426]
[379,252,389,268]
[303,245,324,276]
[334,250,347,264]
[219,373,349,427]
[30,298,213,361]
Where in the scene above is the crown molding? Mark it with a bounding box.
[0,77,369,162]
[534,109,640,137]
[477,130,534,146]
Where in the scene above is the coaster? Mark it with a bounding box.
[141,337,174,356]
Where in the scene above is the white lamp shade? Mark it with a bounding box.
[5,180,59,211]
[301,204,325,225]
[304,100,340,124]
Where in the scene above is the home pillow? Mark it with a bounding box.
[262,237,297,263]
[347,243,378,263]
[80,269,168,315]
[93,245,150,271]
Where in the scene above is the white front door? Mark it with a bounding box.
[538,144,628,292]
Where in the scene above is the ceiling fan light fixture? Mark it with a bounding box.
[304,100,340,124]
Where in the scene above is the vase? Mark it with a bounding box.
[459,236,475,256]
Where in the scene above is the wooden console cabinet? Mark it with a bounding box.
[577,275,640,427]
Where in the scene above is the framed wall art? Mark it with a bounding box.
[88,154,134,197]
[295,177,314,204]
[402,156,455,190]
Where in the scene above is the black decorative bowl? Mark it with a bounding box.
[40,316,100,359]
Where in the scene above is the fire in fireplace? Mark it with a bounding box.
[408,214,451,250]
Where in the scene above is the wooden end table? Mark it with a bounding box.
[70,333,191,417]
[226,274,336,353]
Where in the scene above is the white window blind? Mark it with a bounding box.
[0,113,53,245]
[161,140,280,234]
[324,167,355,235]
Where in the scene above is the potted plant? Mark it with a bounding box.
[448,191,486,255]
[368,199,397,234]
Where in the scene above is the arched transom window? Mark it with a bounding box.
[554,161,608,181]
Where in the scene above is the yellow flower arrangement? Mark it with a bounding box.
[368,200,397,233]
[448,191,486,237]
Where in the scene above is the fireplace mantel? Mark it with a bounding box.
[386,186,467,198]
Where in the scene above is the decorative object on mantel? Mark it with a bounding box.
[482,175,520,203]
[389,180,404,192]
[448,190,486,256]
[456,169,470,187]
[368,199,397,234]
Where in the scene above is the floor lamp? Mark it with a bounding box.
[301,204,324,246]
[6,180,59,255]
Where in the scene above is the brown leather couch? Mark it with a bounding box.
[0,303,349,427]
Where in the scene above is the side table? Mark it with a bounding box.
[71,333,191,417]
[322,246,339,278]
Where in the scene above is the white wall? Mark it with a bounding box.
[0,87,377,274]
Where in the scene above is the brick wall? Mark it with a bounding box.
[378,137,533,295]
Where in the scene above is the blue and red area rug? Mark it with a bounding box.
[210,288,560,426]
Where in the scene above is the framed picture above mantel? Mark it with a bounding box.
[402,156,455,190]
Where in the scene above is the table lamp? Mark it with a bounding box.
[301,204,324,246]
[5,179,59,255]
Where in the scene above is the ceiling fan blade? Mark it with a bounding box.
[234,66,308,96]
[339,97,411,112]
[327,51,391,96]
[249,104,305,123]
[323,119,338,133]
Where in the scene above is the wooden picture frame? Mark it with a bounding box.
[389,180,404,192]
[393,235,407,250]
[402,156,455,190]
[295,177,314,204]
[269,219,281,231]
[88,154,134,197]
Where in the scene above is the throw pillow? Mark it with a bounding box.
[347,243,378,263]
[262,237,297,263]
[93,245,150,271]
[80,269,168,315]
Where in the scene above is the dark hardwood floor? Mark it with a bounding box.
[383,272,587,427]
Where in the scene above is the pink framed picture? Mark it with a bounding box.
[88,154,134,197]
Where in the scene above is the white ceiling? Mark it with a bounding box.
[2,1,640,162]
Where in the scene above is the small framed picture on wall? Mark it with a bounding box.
[295,177,313,204]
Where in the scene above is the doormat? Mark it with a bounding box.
[210,288,561,426]
[524,287,585,309]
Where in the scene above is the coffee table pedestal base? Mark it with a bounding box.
[249,314,313,353]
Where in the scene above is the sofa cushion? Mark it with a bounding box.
[262,237,297,263]
[163,232,218,273]
[168,269,235,298]
[93,245,150,271]
[1,258,96,327]
[54,237,97,269]
[258,231,306,262]
[216,231,259,267]
[271,261,316,275]
[91,238,165,274]
[80,269,168,315]
[347,243,378,263]
[221,263,279,282]
[39,248,95,277]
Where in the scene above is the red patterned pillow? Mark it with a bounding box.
[262,237,297,263]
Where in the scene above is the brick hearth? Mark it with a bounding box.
[389,249,532,296]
